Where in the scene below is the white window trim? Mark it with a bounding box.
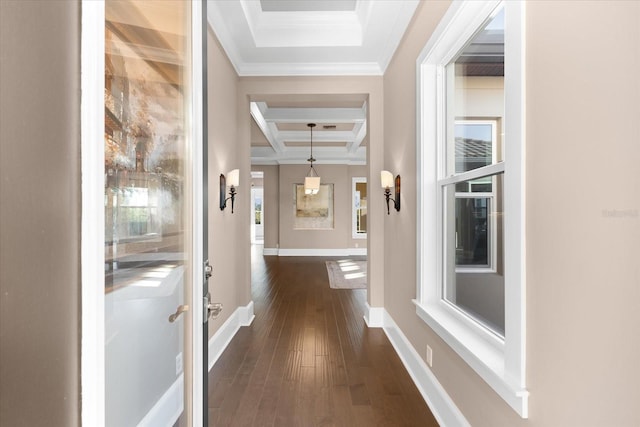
[352,177,367,239]
[415,0,528,417]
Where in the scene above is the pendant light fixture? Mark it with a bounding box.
[304,123,320,195]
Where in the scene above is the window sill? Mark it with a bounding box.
[413,299,528,417]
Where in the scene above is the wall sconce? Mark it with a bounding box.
[381,170,400,215]
[220,169,239,213]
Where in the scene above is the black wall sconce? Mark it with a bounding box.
[381,170,400,215]
[220,169,239,213]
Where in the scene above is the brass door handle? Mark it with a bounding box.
[168,304,189,323]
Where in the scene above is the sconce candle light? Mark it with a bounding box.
[220,168,239,213]
[381,170,400,215]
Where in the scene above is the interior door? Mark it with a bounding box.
[103,1,204,425]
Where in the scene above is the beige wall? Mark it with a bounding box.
[276,164,367,250]
[384,1,640,426]
[0,1,81,426]
[207,28,247,335]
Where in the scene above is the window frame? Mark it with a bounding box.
[414,0,528,417]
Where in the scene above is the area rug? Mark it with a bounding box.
[325,260,367,289]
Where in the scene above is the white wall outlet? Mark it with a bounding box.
[426,345,433,368]
[175,352,183,375]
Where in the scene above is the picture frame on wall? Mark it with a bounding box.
[293,183,334,229]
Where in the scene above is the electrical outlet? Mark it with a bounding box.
[426,345,433,368]
[176,352,183,375]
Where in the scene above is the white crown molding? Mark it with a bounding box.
[207,0,419,77]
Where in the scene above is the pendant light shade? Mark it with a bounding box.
[304,123,320,195]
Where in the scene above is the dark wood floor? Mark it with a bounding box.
[207,247,439,426]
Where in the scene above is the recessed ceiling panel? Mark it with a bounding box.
[208,0,419,75]
[260,0,357,13]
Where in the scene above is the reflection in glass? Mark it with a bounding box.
[444,174,504,336]
[441,6,505,336]
[104,1,192,425]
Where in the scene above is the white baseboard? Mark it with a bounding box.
[208,301,255,371]
[363,303,384,327]
[277,248,367,257]
[238,300,255,326]
[263,247,278,256]
[137,374,183,427]
[375,310,470,427]
[349,247,367,256]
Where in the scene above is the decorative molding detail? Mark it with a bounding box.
[363,303,384,327]
[208,301,255,371]
[137,374,184,427]
[374,309,471,427]
[206,1,419,77]
[250,101,367,165]
[277,248,367,257]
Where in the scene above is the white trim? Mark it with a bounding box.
[238,301,256,326]
[137,375,184,427]
[208,302,255,371]
[263,247,279,256]
[363,303,384,328]
[416,0,528,417]
[373,309,470,427]
[190,2,205,425]
[438,162,505,186]
[81,1,105,426]
[277,248,367,257]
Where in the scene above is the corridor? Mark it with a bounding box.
[207,249,438,426]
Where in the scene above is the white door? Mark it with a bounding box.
[82,1,205,425]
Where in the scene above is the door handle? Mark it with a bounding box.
[203,292,222,321]
[168,304,189,323]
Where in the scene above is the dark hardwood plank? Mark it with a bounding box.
[208,250,439,426]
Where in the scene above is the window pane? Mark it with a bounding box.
[446,8,504,176]
[455,122,495,173]
[444,173,504,336]
[455,197,490,266]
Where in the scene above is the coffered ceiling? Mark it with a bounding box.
[207,0,419,76]
[207,0,420,165]
[250,95,368,165]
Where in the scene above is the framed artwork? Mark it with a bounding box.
[293,183,334,229]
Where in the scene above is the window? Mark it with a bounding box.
[415,0,527,417]
[352,177,367,238]
[254,195,262,225]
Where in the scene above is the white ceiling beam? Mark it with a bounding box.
[251,146,366,165]
[250,102,286,154]
[277,130,357,143]
[262,107,365,123]
[347,121,367,153]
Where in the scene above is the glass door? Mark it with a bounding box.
[103,1,200,425]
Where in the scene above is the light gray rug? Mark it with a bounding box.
[325,260,367,289]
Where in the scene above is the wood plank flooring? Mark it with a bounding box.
[208,248,439,426]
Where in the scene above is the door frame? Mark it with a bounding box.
[80,1,205,425]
